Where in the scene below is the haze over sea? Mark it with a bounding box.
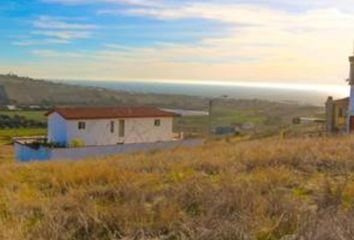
[63,80,348,106]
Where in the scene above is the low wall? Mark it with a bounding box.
[15,144,51,162]
[15,139,203,162]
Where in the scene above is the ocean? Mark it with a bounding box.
[58,80,348,106]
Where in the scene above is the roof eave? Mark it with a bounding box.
[58,115,178,121]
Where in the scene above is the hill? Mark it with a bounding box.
[0,74,323,137]
[0,135,353,239]
[0,74,206,109]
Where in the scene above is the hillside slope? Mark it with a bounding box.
[0,74,322,134]
[0,136,353,239]
[0,74,205,108]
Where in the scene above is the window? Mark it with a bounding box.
[338,108,346,118]
[110,121,115,133]
[78,121,86,130]
[119,120,125,137]
[154,119,161,127]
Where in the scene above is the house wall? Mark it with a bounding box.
[56,117,173,146]
[48,112,67,144]
[124,117,173,144]
[66,118,120,146]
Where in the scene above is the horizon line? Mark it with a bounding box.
[53,78,349,96]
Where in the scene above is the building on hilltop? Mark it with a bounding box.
[46,106,179,146]
[326,53,354,133]
[13,106,205,162]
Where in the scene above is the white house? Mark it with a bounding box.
[46,107,179,146]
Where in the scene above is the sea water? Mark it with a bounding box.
[58,80,348,106]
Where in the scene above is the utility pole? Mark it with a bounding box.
[208,95,228,138]
[208,99,213,137]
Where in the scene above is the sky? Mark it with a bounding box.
[1,0,354,88]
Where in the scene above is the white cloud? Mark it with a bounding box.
[33,16,96,30]
[32,30,92,40]
[12,38,70,46]
[42,0,161,7]
[13,16,96,46]
[23,3,354,86]
[32,49,87,58]
[98,4,354,80]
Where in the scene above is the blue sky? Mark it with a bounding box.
[1,0,354,88]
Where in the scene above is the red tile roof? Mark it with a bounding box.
[46,107,179,120]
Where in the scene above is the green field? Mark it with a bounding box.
[0,128,47,144]
[175,109,273,136]
[0,110,46,121]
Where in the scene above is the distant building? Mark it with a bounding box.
[28,105,42,110]
[325,97,348,132]
[326,52,354,133]
[6,105,17,111]
[46,107,179,146]
[13,106,205,162]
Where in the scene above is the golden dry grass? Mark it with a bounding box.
[0,136,354,239]
[0,145,13,164]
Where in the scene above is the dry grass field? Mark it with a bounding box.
[0,135,353,239]
[0,145,12,164]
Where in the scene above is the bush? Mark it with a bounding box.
[69,139,84,148]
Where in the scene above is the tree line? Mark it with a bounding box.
[0,114,46,129]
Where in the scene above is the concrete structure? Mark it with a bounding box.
[326,53,354,133]
[6,105,17,111]
[47,107,178,146]
[13,106,192,162]
[14,138,203,162]
[348,55,354,131]
[325,97,349,133]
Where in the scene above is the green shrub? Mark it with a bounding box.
[69,139,84,148]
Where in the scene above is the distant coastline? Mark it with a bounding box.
[56,80,347,106]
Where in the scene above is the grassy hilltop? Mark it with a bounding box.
[0,73,339,239]
[0,135,353,239]
[0,74,206,108]
[0,73,323,138]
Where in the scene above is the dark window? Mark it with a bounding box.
[154,119,161,127]
[339,108,345,118]
[78,121,86,130]
[110,121,115,133]
[119,120,125,137]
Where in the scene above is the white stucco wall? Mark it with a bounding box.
[124,117,173,144]
[47,114,174,146]
[65,118,119,146]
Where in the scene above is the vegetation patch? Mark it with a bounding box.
[0,136,353,239]
[0,128,46,144]
[0,111,46,122]
[0,113,46,129]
